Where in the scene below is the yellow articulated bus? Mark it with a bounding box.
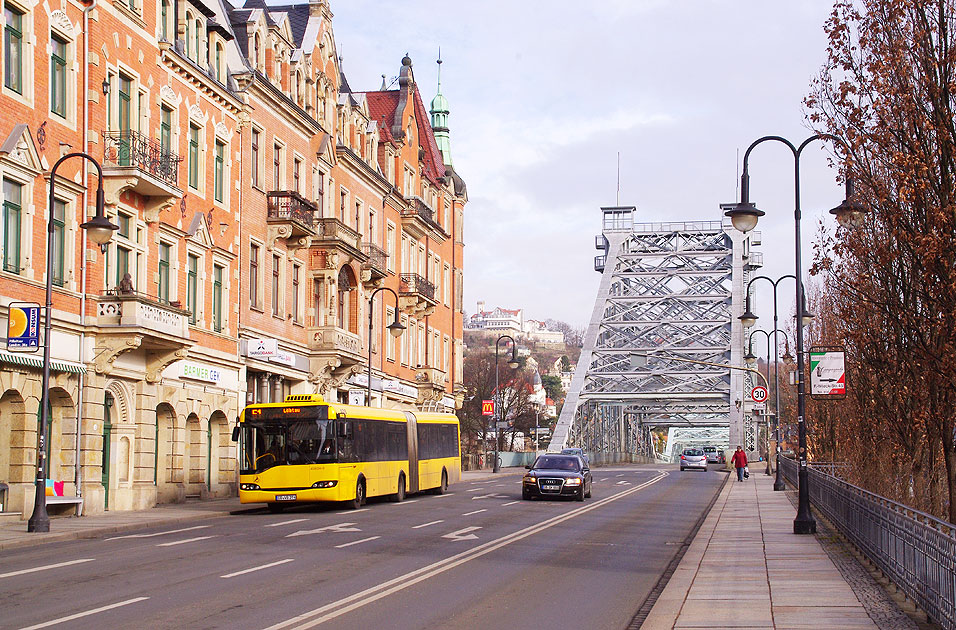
[233,394,461,512]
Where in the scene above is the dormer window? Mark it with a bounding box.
[252,32,261,72]
[214,41,223,82]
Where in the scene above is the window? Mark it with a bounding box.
[2,179,20,273]
[117,212,130,238]
[4,4,22,93]
[193,18,202,63]
[250,128,260,188]
[386,224,395,271]
[115,244,130,288]
[273,142,281,190]
[160,0,169,39]
[212,264,223,332]
[50,35,66,117]
[188,124,200,189]
[52,199,66,286]
[214,42,223,82]
[249,243,259,308]
[339,188,347,222]
[271,254,280,316]
[293,157,300,193]
[187,253,198,324]
[292,263,300,322]
[160,106,172,155]
[158,242,170,303]
[316,170,324,214]
[443,264,450,305]
[214,140,224,202]
[386,308,396,361]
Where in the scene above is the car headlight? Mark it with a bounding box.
[564,478,582,486]
[311,480,337,489]
[523,475,536,483]
[240,483,260,491]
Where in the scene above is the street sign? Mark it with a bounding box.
[751,385,768,403]
[6,302,40,352]
[810,347,846,397]
[481,400,494,416]
[752,402,766,412]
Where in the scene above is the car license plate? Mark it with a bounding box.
[275,494,296,501]
[543,482,560,488]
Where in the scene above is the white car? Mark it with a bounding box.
[680,448,708,471]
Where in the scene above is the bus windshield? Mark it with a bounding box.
[240,417,336,474]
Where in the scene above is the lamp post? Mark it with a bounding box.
[28,153,117,533]
[493,335,519,473]
[741,274,806,491]
[745,328,777,476]
[724,133,865,535]
[366,287,405,407]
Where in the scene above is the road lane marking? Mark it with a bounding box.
[461,509,486,516]
[412,520,444,529]
[616,473,625,477]
[19,597,149,630]
[0,559,95,579]
[335,536,380,549]
[266,519,309,528]
[265,471,669,630]
[390,499,418,506]
[106,525,209,540]
[286,522,360,538]
[471,493,500,500]
[434,493,453,498]
[616,480,631,485]
[335,508,368,515]
[442,526,481,541]
[599,478,609,482]
[156,535,216,547]
[465,488,483,492]
[501,501,519,506]
[221,559,294,578]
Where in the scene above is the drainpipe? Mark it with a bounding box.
[74,0,98,501]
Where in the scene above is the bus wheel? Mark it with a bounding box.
[348,479,365,510]
[432,469,448,495]
[390,473,406,502]
[267,503,284,514]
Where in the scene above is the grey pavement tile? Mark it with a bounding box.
[772,606,879,629]
[677,599,773,626]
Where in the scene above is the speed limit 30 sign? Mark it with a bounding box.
[751,386,769,403]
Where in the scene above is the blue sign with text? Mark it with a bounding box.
[6,303,40,351]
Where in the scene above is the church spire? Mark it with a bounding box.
[430,49,454,169]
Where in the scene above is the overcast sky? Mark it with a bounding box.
[330,0,847,335]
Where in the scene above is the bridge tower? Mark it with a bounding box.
[551,206,761,460]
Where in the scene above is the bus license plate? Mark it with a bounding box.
[275,494,296,501]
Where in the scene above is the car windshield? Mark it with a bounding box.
[684,449,704,456]
[534,456,580,472]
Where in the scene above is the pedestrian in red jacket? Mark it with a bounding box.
[731,446,748,482]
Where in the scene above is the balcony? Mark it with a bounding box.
[399,273,437,315]
[401,196,448,241]
[415,365,447,404]
[309,325,364,366]
[744,251,763,271]
[267,191,319,245]
[312,217,365,263]
[101,130,183,222]
[361,242,388,286]
[95,289,193,382]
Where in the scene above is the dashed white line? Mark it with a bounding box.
[501,501,519,506]
[390,499,418,506]
[221,559,294,578]
[266,519,308,528]
[335,536,380,549]
[336,508,369,515]
[412,520,444,529]
[156,535,216,547]
[19,597,149,630]
[0,559,94,579]
[465,488,483,493]
[106,525,209,540]
[599,478,609,482]
[461,509,486,516]
[434,493,454,498]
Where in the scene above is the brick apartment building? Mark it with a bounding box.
[0,0,465,519]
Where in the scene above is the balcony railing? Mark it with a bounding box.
[267,191,319,227]
[102,130,182,187]
[314,218,362,252]
[361,242,388,275]
[400,273,435,301]
[402,196,448,236]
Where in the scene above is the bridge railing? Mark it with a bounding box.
[779,457,955,630]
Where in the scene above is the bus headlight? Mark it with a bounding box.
[311,481,337,489]
[240,483,260,491]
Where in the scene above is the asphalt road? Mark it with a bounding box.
[0,465,725,630]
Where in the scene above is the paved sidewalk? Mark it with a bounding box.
[0,467,522,552]
[643,471,881,629]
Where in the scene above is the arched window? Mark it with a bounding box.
[337,267,355,332]
[194,19,202,62]
[160,0,170,40]
[215,42,223,82]
[185,11,193,57]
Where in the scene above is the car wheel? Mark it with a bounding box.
[522,488,532,500]
[348,479,365,510]
[680,466,685,471]
[584,483,592,499]
[390,473,406,502]
[267,503,284,514]
[576,487,585,502]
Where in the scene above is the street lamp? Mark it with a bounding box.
[28,152,116,533]
[366,287,404,407]
[493,335,519,473]
[725,133,866,535]
[747,328,777,476]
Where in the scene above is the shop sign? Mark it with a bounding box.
[382,379,418,398]
[181,361,222,384]
[271,348,295,367]
[248,338,278,359]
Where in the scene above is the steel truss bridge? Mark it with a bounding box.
[552,207,761,461]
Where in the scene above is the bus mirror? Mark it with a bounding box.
[231,426,240,442]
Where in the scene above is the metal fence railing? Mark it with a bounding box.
[779,456,956,630]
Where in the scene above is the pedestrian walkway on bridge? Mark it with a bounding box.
[642,472,919,630]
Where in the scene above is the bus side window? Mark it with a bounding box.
[337,420,353,440]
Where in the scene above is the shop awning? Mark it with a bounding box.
[0,352,87,374]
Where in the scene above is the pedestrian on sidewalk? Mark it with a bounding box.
[731,446,748,482]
